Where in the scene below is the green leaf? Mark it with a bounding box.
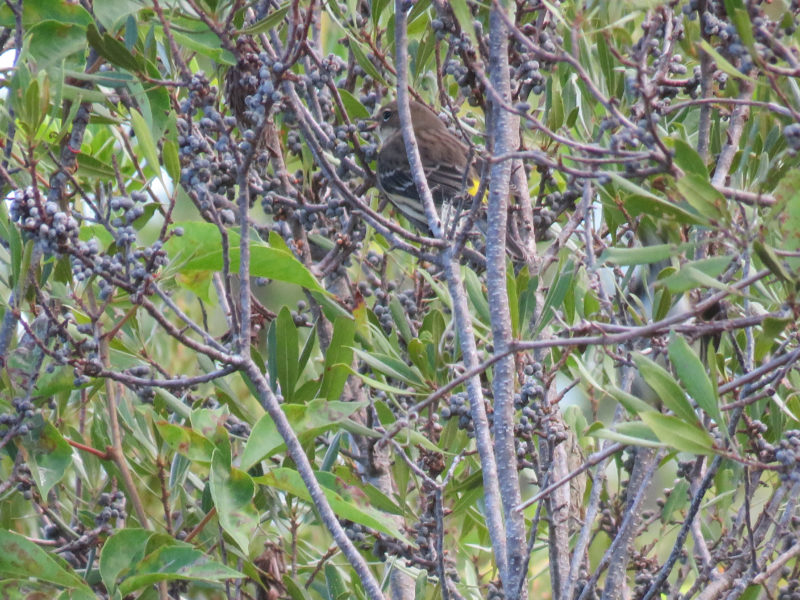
[117,542,244,595]
[517,271,538,334]
[351,348,426,388]
[667,333,724,427]
[773,170,800,257]
[73,152,117,179]
[739,586,765,600]
[672,138,708,176]
[676,173,728,222]
[297,322,317,380]
[465,268,491,324]
[356,480,404,515]
[600,242,694,266]
[255,468,411,544]
[209,450,258,554]
[548,83,565,130]
[389,295,413,342]
[607,173,707,225]
[591,422,662,447]
[129,108,161,180]
[148,75,172,137]
[275,307,300,403]
[610,386,657,416]
[345,364,422,396]
[450,0,479,52]
[415,571,430,599]
[660,480,689,523]
[537,259,575,333]
[659,256,734,293]
[566,106,580,129]
[1,200,22,292]
[407,338,430,381]
[239,2,290,35]
[640,412,715,455]
[99,529,152,594]
[240,400,367,470]
[413,28,437,84]
[507,267,520,334]
[28,21,87,67]
[320,431,342,472]
[20,419,72,497]
[93,0,142,30]
[320,316,356,400]
[726,3,756,51]
[162,138,181,183]
[284,575,314,600]
[652,286,674,321]
[171,30,235,65]
[756,316,792,360]
[371,0,391,26]
[326,565,348,600]
[0,0,91,27]
[0,530,91,595]
[339,88,370,120]
[101,32,143,72]
[32,365,75,397]
[633,353,698,425]
[165,222,329,295]
[698,39,759,85]
[0,579,93,600]
[124,14,138,49]
[753,241,796,284]
[156,421,216,462]
[349,41,387,86]
[176,269,214,303]
[23,78,47,134]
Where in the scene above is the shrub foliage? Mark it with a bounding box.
[1,0,799,599]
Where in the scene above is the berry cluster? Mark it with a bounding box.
[432,9,482,104]
[779,579,800,600]
[407,496,459,584]
[372,301,394,334]
[534,171,581,235]
[486,580,506,600]
[440,391,474,435]
[9,187,79,257]
[444,56,476,99]
[0,396,36,439]
[179,73,245,226]
[774,430,800,482]
[95,490,127,527]
[514,369,547,467]
[632,555,670,598]
[226,413,251,438]
[513,57,545,100]
[395,288,420,320]
[342,519,370,546]
[7,180,169,302]
[785,123,800,154]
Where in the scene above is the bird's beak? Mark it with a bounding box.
[363,118,379,132]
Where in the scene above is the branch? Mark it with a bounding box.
[487,2,527,596]
[395,0,509,586]
[242,362,386,600]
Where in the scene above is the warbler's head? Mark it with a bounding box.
[373,100,444,142]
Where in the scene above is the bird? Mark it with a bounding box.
[373,100,482,235]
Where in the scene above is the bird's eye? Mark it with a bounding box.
[382,110,392,122]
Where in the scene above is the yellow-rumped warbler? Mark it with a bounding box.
[373,100,482,234]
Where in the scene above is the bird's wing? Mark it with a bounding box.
[376,135,430,228]
[376,135,418,198]
[417,128,476,197]
[378,133,475,197]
